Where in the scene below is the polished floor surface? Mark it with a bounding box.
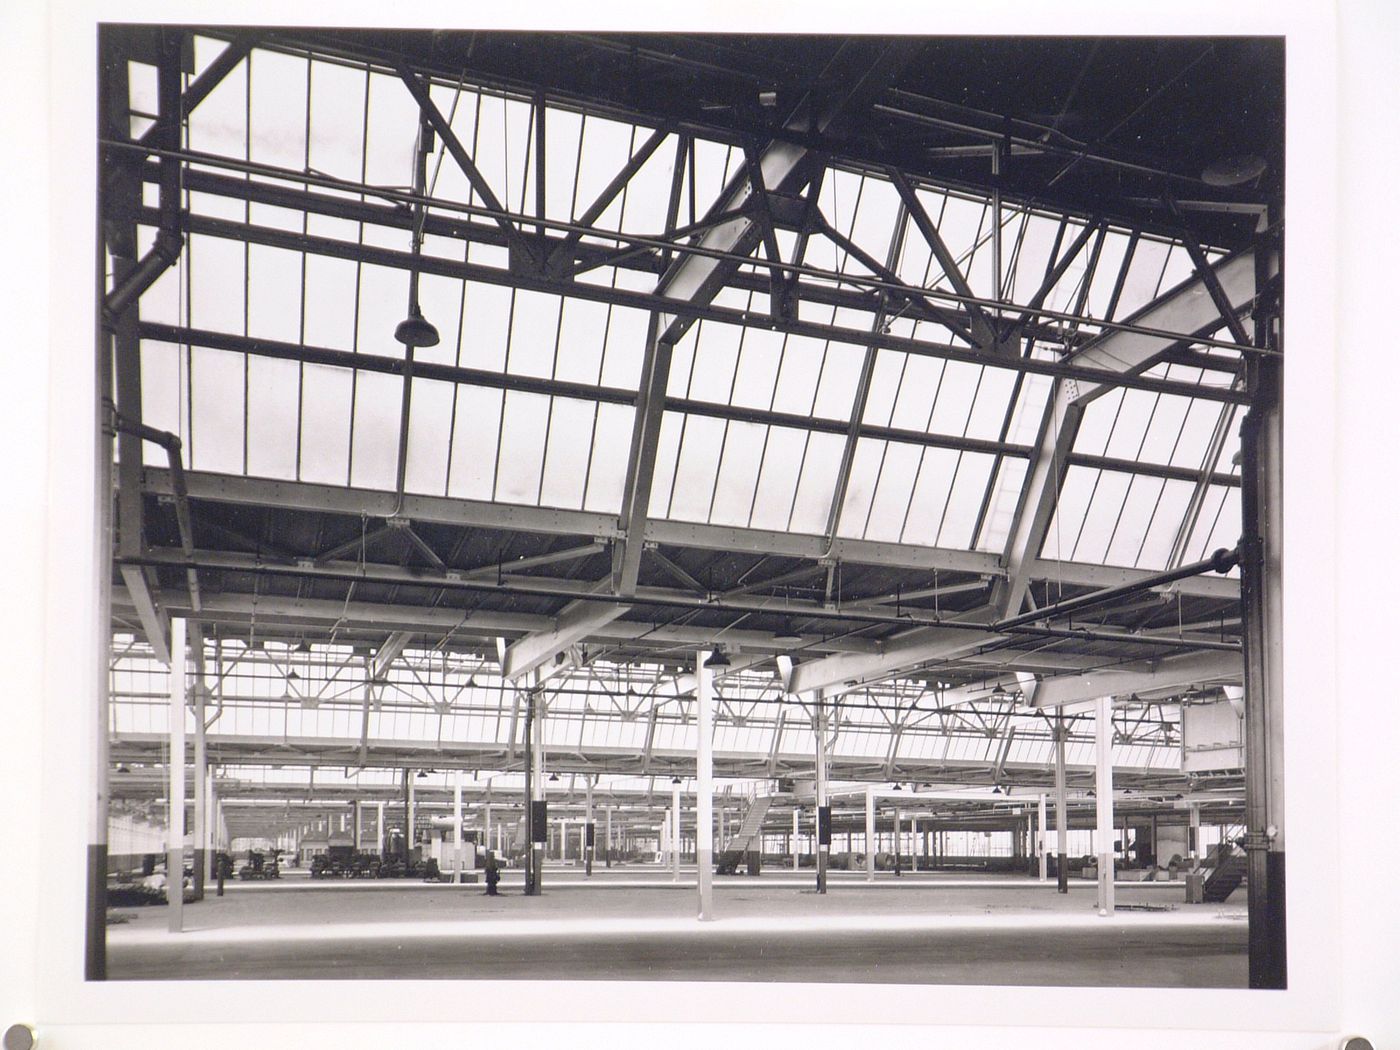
[106,864,1247,986]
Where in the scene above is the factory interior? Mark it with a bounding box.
[90,27,1287,989]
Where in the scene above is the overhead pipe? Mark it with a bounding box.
[993,547,1239,634]
[104,32,186,325]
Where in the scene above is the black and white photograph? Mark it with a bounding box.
[2,3,1396,1048]
[89,25,1285,986]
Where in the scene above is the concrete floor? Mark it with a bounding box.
[107,865,1246,986]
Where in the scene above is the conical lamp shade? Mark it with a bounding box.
[394,305,440,348]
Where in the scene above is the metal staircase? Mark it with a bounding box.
[716,795,773,875]
[1202,844,1247,903]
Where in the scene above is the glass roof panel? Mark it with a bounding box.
[539,396,599,509]
[403,377,457,496]
[748,426,809,532]
[710,421,770,527]
[667,414,727,522]
[1039,464,1097,561]
[459,281,512,372]
[1135,478,1194,570]
[729,327,787,412]
[189,346,246,475]
[582,401,633,514]
[139,341,184,464]
[975,456,1029,552]
[553,297,609,385]
[349,370,403,489]
[964,365,1019,441]
[901,446,961,546]
[936,452,996,548]
[494,390,550,503]
[863,439,926,543]
[445,385,503,501]
[1071,468,1134,564]
[769,333,828,415]
[834,438,885,539]
[246,356,300,482]
[298,362,354,485]
[788,431,846,534]
[188,233,245,335]
[1113,235,1172,319]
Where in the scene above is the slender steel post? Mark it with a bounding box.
[192,669,207,900]
[865,786,876,882]
[605,805,612,868]
[1241,229,1286,988]
[453,769,463,883]
[1055,714,1069,893]
[792,807,800,871]
[1038,792,1048,881]
[585,777,595,876]
[1095,696,1115,916]
[814,694,829,894]
[696,651,715,919]
[528,680,546,894]
[671,779,682,883]
[167,618,187,933]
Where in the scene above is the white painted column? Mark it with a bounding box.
[167,618,186,933]
[376,800,385,855]
[814,697,829,893]
[671,778,682,882]
[1095,695,1116,916]
[585,777,595,876]
[865,785,876,882]
[792,807,800,870]
[453,769,464,883]
[192,673,207,900]
[1189,802,1201,865]
[696,650,715,920]
[1038,792,1048,881]
[605,805,613,868]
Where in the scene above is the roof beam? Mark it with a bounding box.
[371,631,414,682]
[501,593,627,682]
[995,248,1256,619]
[141,468,1238,599]
[611,43,914,598]
[787,607,1002,696]
[118,566,170,665]
[891,169,1005,353]
[1031,651,1242,709]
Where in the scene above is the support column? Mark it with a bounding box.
[526,679,546,895]
[403,768,413,866]
[192,667,207,901]
[1055,713,1069,893]
[605,805,612,868]
[865,786,876,882]
[1189,802,1201,865]
[167,618,187,933]
[893,805,902,877]
[353,800,361,852]
[1038,793,1048,881]
[585,777,595,877]
[1240,248,1286,987]
[376,800,385,855]
[696,650,715,919]
[453,769,463,884]
[1095,695,1115,916]
[792,808,800,871]
[671,778,682,883]
[814,695,829,893]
